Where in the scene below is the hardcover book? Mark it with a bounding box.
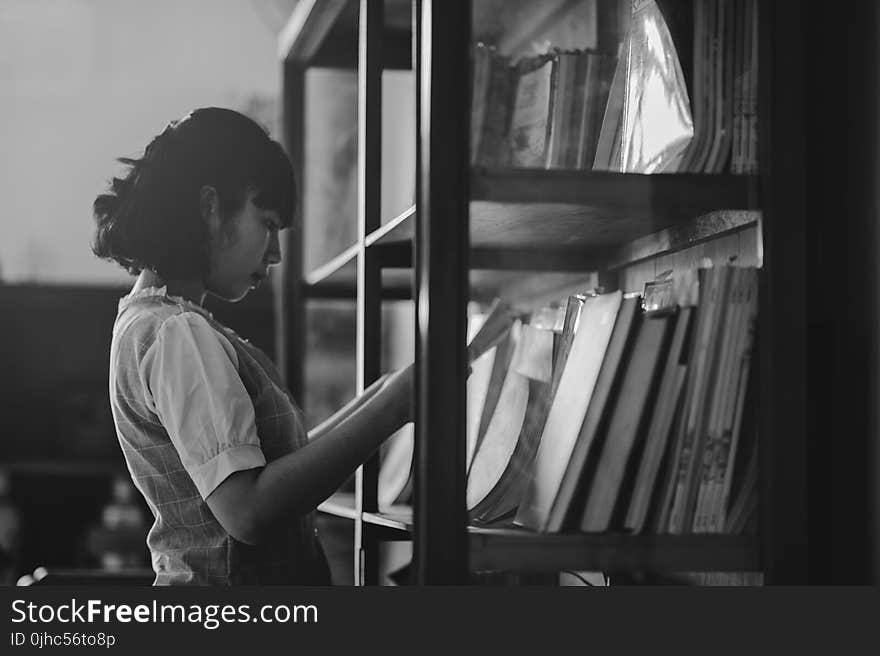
[515,291,623,530]
[579,311,675,532]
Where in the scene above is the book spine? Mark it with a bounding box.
[624,306,691,533]
[693,266,742,532]
[668,266,731,533]
[711,268,757,531]
[680,266,733,531]
[470,44,491,166]
[477,54,514,168]
[746,0,759,174]
[703,267,749,531]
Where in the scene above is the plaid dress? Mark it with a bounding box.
[109,287,329,585]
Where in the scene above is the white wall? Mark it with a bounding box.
[0,0,290,284]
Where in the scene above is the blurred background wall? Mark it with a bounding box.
[0,0,295,284]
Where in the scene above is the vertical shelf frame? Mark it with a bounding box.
[354,0,384,587]
[279,64,306,402]
[414,0,471,584]
[759,0,809,583]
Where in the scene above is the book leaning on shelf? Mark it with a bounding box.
[459,264,759,536]
[466,305,567,524]
[470,43,616,171]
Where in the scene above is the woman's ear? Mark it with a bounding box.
[199,185,221,231]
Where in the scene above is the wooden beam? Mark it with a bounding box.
[278,0,347,63]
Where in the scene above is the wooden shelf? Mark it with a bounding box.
[279,0,412,69]
[304,203,580,301]
[316,493,757,572]
[367,170,760,270]
[469,530,759,573]
[306,172,758,301]
[318,492,411,540]
[304,243,413,300]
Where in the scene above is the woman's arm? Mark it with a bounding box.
[206,364,413,544]
[306,372,390,442]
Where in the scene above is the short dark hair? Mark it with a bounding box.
[92,107,295,279]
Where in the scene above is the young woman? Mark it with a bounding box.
[93,107,412,585]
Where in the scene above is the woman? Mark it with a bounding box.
[93,107,412,585]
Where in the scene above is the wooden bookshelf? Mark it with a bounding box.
[367,171,759,271]
[304,242,412,300]
[280,0,807,585]
[318,493,758,572]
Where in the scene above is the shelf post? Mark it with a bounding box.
[759,0,810,583]
[278,60,307,404]
[414,0,471,584]
[353,0,384,586]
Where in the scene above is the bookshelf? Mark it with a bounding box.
[280,0,818,584]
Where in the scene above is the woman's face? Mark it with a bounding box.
[204,189,282,302]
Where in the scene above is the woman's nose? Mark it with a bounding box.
[265,230,282,266]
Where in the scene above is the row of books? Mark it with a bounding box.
[376,264,758,536]
[465,265,758,534]
[678,0,759,174]
[469,0,758,174]
[470,44,616,170]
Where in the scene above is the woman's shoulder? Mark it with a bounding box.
[113,287,233,354]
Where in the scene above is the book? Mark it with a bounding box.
[540,294,641,533]
[471,299,582,523]
[692,0,717,172]
[467,298,516,364]
[469,375,554,523]
[566,51,592,170]
[678,0,706,172]
[592,43,627,171]
[508,55,556,168]
[708,267,758,531]
[665,265,734,533]
[575,52,615,170]
[467,319,556,521]
[549,295,586,398]
[470,43,493,166]
[473,48,515,168]
[544,52,578,169]
[730,0,745,173]
[471,327,516,471]
[466,313,501,471]
[514,291,623,530]
[693,266,758,532]
[704,0,728,172]
[579,311,675,532]
[624,305,694,534]
[724,435,758,534]
[692,266,744,532]
[713,0,736,173]
[466,320,526,511]
[378,423,414,509]
[745,0,759,174]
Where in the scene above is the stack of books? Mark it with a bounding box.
[677,0,760,174]
[470,44,616,170]
[469,0,759,174]
[457,264,759,535]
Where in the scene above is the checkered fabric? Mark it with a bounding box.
[109,288,329,585]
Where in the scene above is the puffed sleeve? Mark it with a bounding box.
[139,312,266,499]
